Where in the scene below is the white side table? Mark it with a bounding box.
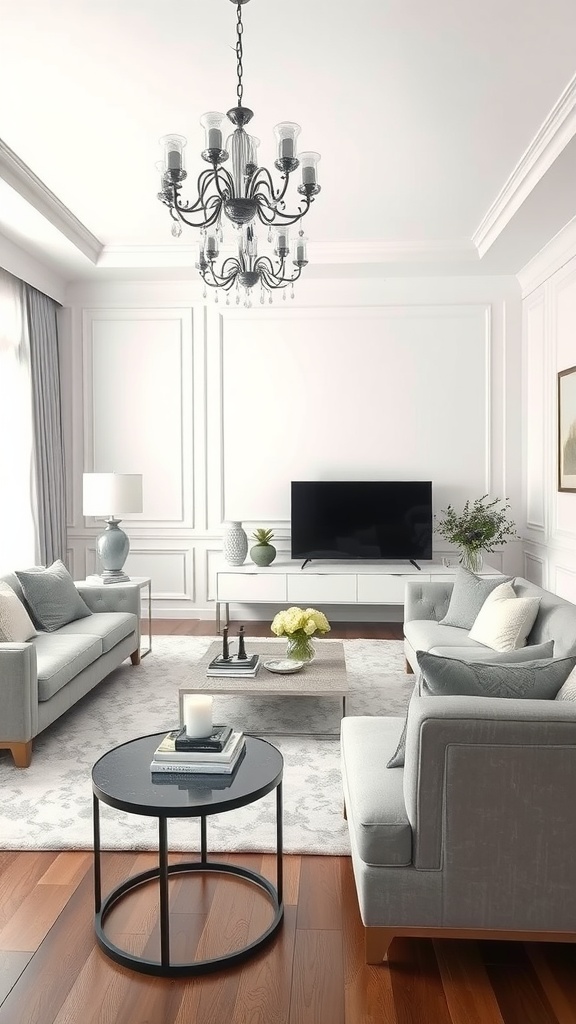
[81,576,152,658]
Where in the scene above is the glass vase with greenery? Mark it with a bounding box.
[435,495,517,572]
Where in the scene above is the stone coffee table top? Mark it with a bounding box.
[180,639,348,698]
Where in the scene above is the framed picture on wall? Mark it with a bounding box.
[558,365,576,492]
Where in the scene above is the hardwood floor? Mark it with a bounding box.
[2,620,576,1023]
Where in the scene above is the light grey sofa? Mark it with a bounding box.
[0,572,141,767]
[341,575,576,962]
[341,694,576,962]
[403,576,576,670]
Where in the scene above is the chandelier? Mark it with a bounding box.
[157,0,321,307]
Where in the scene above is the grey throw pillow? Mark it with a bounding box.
[416,650,576,700]
[440,567,512,629]
[386,641,561,769]
[15,560,91,632]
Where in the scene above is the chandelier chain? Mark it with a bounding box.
[235,2,244,107]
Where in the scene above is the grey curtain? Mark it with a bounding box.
[24,284,67,565]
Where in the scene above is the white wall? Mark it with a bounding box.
[61,273,523,619]
[520,219,576,599]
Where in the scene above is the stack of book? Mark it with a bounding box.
[150,726,245,775]
[206,653,260,678]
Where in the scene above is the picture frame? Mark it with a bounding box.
[558,365,576,492]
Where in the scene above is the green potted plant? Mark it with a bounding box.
[435,495,518,572]
[250,527,277,567]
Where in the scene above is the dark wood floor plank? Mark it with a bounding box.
[289,928,344,1024]
[38,851,92,887]
[487,958,561,1024]
[525,944,576,1024]
[341,858,397,1024]
[231,904,297,1024]
[389,939,454,1024]
[296,855,343,931]
[0,852,58,933]
[0,854,139,1024]
[150,619,404,640]
[433,940,506,1024]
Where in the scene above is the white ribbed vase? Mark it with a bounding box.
[223,521,248,566]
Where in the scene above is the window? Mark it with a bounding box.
[0,269,36,571]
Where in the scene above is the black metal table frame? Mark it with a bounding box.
[93,782,283,977]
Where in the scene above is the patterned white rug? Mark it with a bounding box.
[0,636,412,855]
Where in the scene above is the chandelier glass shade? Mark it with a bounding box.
[157,0,321,306]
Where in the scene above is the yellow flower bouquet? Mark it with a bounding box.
[271,606,331,662]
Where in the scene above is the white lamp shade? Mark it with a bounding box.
[83,473,143,517]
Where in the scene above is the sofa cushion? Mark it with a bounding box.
[468,581,541,651]
[33,633,103,700]
[16,561,92,632]
[55,611,137,653]
[429,640,555,662]
[439,567,512,629]
[404,619,487,654]
[341,716,412,866]
[388,641,559,769]
[0,580,36,642]
[417,650,576,700]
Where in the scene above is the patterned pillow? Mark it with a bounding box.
[15,560,91,632]
[0,580,36,641]
[439,567,512,629]
[386,643,571,769]
[417,650,576,700]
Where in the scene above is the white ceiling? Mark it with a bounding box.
[1,0,576,282]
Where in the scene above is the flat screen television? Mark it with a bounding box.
[291,481,433,562]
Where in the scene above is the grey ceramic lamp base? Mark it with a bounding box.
[96,518,131,584]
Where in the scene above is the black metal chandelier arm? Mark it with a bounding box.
[254,191,311,227]
[199,260,240,291]
[173,195,223,229]
[255,256,303,289]
[250,166,289,205]
[210,165,235,204]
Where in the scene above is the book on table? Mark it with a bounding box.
[151,743,247,782]
[168,725,233,753]
[151,730,245,773]
[206,660,260,679]
[207,654,260,673]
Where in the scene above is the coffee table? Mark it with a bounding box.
[179,640,348,736]
[92,732,283,977]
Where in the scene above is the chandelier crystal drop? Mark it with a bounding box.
[157,0,321,305]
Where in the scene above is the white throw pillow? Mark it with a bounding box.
[0,580,37,642]
[468,581,541,652]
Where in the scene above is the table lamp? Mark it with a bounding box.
[83,473,143,583]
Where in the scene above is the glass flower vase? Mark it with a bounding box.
[286,635,316,663]
[460,548,483,573]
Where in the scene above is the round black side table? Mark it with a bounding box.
[91,732,283,977]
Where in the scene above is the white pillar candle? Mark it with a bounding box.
[184,694,213,739]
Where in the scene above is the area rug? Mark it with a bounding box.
[0,636,412,855]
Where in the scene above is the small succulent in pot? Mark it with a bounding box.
[250,528,277,567]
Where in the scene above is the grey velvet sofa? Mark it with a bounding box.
[403,576,576,670]
[0,572,141,767]
[341,575,576,962]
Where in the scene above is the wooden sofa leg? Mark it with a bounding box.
[1,741,33,768]
[365,927,395,964]
[130,649,141,666]
[405,659,414,674]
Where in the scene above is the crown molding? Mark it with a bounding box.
[0,137,103,264]
[517,213,576,296]
[98,238,478,269]
[473,74,576,258]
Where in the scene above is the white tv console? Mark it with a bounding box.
[214,560,502,631]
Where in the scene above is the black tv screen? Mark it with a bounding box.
[291,481,433,561]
